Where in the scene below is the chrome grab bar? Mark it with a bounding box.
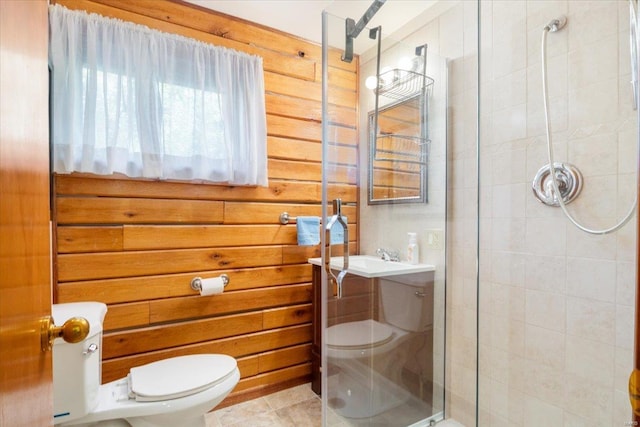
[324,199,349,299]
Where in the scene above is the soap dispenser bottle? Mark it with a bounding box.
[407,232,419,265]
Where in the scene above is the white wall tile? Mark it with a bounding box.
[616,261,636,306]
[525,217,567,255]
[567,1,619,48]
[525,289,566,332]
[566,257,616,303]
[614,346,633,392]
[565,225,617,260]
[524,362,564,404]
[524,254,566,293]
[441,1,636,425]
[616,304,634,350]
[566,296,616,345]
[567,132,618,178]
[492,218,526,252]
[568,78,620,130]
[491,183,526,219]
[523,396,563,427]
[525,323,566,370]
[491,251,526,287]
[491,105,528,146]
[492,69,527,111]
[439,2,464,60]
[616,218,637,262]
[568,34,619,91]
[563,373,614,426]
[569,174,619,221]
[490,283,525,322]
[491,147,527,185]
[492,27,527,79]
[565,334,615,387]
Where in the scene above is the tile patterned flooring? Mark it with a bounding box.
[206,384,322,427]
[205,383,465,427]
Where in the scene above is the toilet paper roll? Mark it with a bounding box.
[198,277,225,296]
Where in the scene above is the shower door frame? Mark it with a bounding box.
[319,6,450,426]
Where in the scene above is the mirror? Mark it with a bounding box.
[368,93,428,204]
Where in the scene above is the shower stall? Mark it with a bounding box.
[319,0,639,426]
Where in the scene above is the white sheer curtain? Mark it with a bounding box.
[49,5,268,186]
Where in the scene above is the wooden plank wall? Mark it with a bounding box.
[51,0,359,407]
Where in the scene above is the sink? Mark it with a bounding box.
[308,255,435,278]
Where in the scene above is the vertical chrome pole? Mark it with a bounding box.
[320,10,329,426]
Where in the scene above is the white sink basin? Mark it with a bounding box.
[308,255,435,278]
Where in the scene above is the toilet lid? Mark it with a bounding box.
[128,354,237,402]
[326,319,394,348]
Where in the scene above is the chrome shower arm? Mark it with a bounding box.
[341,0,386,62]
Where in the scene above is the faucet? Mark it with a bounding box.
[376,248,400,262]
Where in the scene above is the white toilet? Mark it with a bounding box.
[326,273,434,419]
[52,302,240,427]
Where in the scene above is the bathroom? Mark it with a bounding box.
[0,0,638,426]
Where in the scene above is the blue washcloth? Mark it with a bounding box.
[296,216,320,245]
[329,216,348,245]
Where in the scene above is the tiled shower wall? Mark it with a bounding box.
[399,0,637,425]
[360,0,636,425]
[477,1,637,426]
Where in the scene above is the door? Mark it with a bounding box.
[321,8,448,426]
[0,1,53,426]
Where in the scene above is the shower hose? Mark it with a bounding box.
[541,7,639,235]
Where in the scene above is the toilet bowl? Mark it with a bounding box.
[325,274,434,419]
[52,302,239,427]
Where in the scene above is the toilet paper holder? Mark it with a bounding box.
[190,274,230,292]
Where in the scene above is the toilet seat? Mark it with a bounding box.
[128,354,237,402]
[327,319,394,349]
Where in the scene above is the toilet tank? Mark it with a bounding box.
[52,302,107,425]
[379,271,434,332]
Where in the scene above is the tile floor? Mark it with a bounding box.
[205,383,465,427]
[206,383,322,427]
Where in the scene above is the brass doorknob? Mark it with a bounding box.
[630,369,640,417]
[40,316,90,352]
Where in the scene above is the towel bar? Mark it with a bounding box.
[280,212,327,225]
[279,212,295,225]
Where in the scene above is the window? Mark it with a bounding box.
[49,4,267,186]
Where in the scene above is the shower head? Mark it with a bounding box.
[545,15,567,32]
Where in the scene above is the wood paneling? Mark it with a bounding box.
[103,302,150,330]
[57,246,284,281]
[148,284,312,323]
[122,225,298,250]
[223,202,357,225]
[102,323,313,382]
[102,312,264,359]
[55,175,358,203]
[51,0,359,406]
[56,197,224,225]
[57,265,312,304]
[58,226,123,253]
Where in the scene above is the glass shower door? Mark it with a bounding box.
[320,8,449,426]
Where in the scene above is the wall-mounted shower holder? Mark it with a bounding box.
[532,162,583,207]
